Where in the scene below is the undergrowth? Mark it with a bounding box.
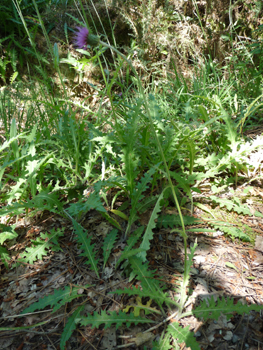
[0,0,263,349]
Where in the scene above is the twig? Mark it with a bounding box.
[143,310,179,334]
[40,325,57,350]
[78,329,98,350]
[114,311,179,349]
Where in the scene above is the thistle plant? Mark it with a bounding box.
[73,26,186,231]
[5,7,262,349]
[73,24,190,309]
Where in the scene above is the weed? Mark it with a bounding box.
[0,1,263,349]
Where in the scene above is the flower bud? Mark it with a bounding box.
[74,26,100,49]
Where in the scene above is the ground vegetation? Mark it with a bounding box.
[1,0,263,349]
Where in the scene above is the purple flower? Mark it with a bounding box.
[73,26,100,49]
[74,26,89,49]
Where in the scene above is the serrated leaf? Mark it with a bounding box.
[0,246,10,267]
[157,214,199,228]
[25,159,40,175]
[131,166,158,207]
[123,296,159,316]
[0,224,18,244]
[33,190,63,212]
[117,226,144,266]
[67,193,106,220]
[22,286,85,314]
[103,229,118,268]
[178,240,198,309]
[152,332,171,350]
[210,195,233,211]
[80,310,154,329]
[19,228,64,264]
[170,171,192,193]
[117,248,146,265]
[10,71,18,84]
[6,177,27,204]
[82,192,106,213]
[0,202,26,216]
[71,218,99,278]
[194,297,263,321]
[111,286,177,306]
[126,165,160,236]
[233,204,251,215]
[137,196,158,214]
[0,135,22,153]
[137,188,166,262]
[209,195,256,217]
[168,322,201,350]
[20,240,48,264]
[209,221,250,241]
[125,226,144,250]
[60,305,85,350]
[129,256,162,296]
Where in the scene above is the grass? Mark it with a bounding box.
[1,0,263,349]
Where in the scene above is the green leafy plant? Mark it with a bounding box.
[17,241,263,350]
[0,224,17,267]
[0,42,18,84]
[209,194,263,218]
[18,227,64,264]
[0,1,263,349]
[0,0,45,85]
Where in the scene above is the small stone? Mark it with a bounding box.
[232,334,240,343]
[223,331,233,341]
[194,331,202,337]
[207,333,215,342]
[227,322,235,329]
